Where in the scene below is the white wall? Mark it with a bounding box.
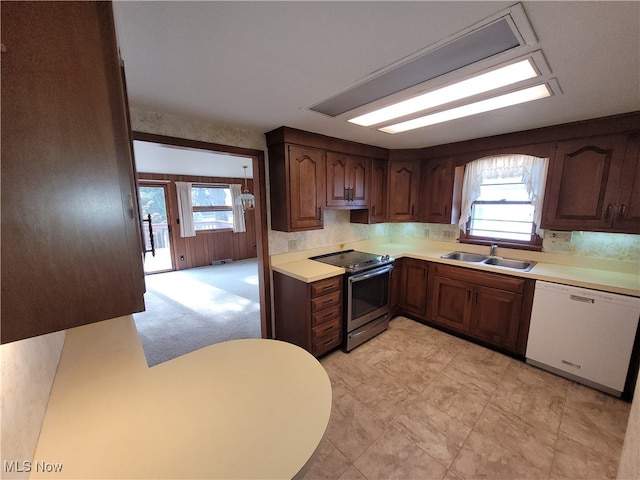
[1,331,66,479]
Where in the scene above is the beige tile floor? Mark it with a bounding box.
[303,316,632,480]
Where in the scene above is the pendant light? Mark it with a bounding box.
[235,165,255,211]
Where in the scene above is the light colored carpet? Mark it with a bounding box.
[133,258,261,366]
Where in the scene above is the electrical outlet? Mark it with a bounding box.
[548,231,572,243]
[288,240,298,251]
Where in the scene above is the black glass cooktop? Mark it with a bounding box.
[310,249,393,274]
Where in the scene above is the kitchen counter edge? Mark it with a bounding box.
[271,244,639,297]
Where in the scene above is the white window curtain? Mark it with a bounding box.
[175,181,196,237]
[230,183,246,233]
[458,154,549,234]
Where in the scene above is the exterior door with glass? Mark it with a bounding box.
[139,184,173,273]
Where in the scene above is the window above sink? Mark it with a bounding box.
[458,154,548,251]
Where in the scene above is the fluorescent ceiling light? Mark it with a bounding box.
[311,16,524,117]
[380,84,552,134]
[349,58,539,127]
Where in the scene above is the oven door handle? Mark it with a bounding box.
[349,265,393,283]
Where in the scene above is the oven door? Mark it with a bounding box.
[347,264,393,332]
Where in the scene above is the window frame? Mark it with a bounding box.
[462,198,543,250]
[190,184,234,233]
[460,218,543,251]
[459,173,544,251]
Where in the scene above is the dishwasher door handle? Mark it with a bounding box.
[561,359,582,369]
[569,294,595,304]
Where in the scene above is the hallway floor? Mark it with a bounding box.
[303,316,631,480]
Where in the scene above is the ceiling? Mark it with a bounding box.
[134,140,254,178]
[113,1,640,151]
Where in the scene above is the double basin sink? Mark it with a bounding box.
[441,251,537,272]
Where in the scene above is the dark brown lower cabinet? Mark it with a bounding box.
[428,276,471,332]
[273,271,343,357]
[398,258,429,319]
[427,263,534,355]
[389,258,403,314]
[470,284,522,351]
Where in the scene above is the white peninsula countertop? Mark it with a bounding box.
[31,316,332,479]
[271,238,640,297]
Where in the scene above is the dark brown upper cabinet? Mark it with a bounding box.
[1,2,145,343]
[369,158,390,223]
[267,115,640,233]
[350,158,388,224]
[418,156,462,224]
[542,133,640,233]
[269,143,326,232]
[617,134,640,232]
[325,152,369,208]
[266,126,387,231]
[388,159,420,222]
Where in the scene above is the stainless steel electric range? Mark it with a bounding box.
[310,250,394,351]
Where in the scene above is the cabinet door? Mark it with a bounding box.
[1,2,145,343]
[350,158,386,224]
[428,276,471,333]
[326,153,369,208]
[615,135,640,232]
[543,135,626,231]
[289,145,325,230]
[389,258,403,314]
[400,258,428,319]
[348,156,369,206]
[419,157,456,224]
[370,159,388,222]
[326,151,349,207]
[388,160,419,221]
[470,285,522,351]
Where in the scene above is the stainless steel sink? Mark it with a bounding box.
[483,257,536,272]
[440,251,488,262]
[441,251,536,272]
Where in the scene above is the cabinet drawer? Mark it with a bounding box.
[312,317,342,340]
[311,276,342,297]
[311,290,342,312]
[434,263,525,293]
[312,330,342,357]
[312,303,342,326]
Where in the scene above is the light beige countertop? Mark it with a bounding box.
[272,258,344,283]
[271,238,640,296]
[31,316,332,479]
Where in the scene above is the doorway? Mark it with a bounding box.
[132,131,271,341]
[139,183,173,273]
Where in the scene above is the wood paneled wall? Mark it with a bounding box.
[138,172,257,270]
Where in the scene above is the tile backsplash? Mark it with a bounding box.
[556,230,640,262]
[269,209,640,263]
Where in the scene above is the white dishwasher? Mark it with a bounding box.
[526,281,640,397]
